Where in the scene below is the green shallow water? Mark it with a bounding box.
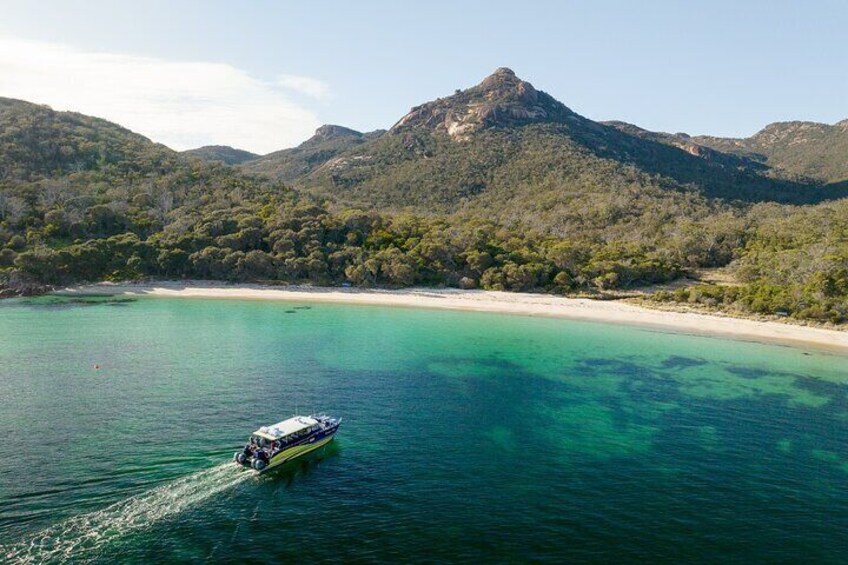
[1,295,847,563]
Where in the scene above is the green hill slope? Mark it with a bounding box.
[0,99,282,247]
[0,97,176,182]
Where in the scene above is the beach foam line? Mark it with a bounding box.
[1,463,251,564]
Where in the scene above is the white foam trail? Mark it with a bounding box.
[1,463,251,564]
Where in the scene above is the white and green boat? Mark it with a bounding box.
[234,414,341,473]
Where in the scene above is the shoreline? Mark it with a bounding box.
[59,281,848,355]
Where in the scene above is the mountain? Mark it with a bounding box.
[241,124,384,181]
[183,145,259,166]
[1,76,847,323]
[391,67,577,138]
[693,120,848,183]
[266,68,847,228]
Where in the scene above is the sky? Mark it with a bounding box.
[0,0,845,154]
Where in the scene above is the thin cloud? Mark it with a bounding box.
[0,37,325,154]
[277,74,331,100]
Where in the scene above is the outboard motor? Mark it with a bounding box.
[234,444,253,465]
[252,449,269,470]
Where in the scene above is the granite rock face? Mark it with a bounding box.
[391,67,577,140]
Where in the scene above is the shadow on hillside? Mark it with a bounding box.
[580,122,848,205]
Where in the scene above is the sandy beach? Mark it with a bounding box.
[60,281,848,354]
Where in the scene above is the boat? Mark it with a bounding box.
[233,414,341,472]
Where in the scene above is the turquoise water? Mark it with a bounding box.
[1,295,847,563]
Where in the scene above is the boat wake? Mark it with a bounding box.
[1,463,252,564]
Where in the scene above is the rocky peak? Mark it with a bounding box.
[476,67,538,104]
[313,124,363,140]
[478,67,519,88]
[391,67,575,140]
[489,66,516,78]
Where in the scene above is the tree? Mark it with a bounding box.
[157,249,190,278]
[378,247,417,286]
[14,247,60,283]
[242,250,276,280]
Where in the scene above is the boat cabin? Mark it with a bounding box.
[251,415,321,447]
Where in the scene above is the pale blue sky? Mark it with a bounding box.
[1,1,845,152]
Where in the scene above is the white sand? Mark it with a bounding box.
[61,281,848,354]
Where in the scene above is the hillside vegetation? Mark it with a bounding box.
[0,98,175,182]
[695,120,848,184]
[1,70,847,324]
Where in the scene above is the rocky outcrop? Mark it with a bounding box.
[312,124,364,141]
[391,67,577,140]
[0,277,50,298]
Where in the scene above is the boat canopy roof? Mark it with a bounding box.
[253,416,319,440]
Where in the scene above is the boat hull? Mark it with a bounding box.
[261,434,335,473]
